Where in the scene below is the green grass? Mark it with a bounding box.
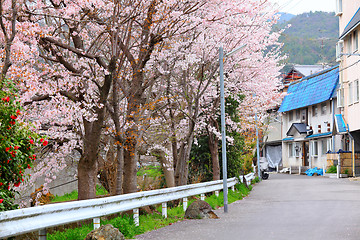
[137,165,163,177]
[51,185,108,203]
[47,183,252,239]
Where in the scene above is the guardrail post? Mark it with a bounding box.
[323,164,326,175]
[276,164,279,173]
[337,165,340,179]
[298,166,301,175]
[133,208,139,226]
[93,217,100,229]
[183,197,188,211]
[215,190,219,197]
[38,228,47,240]
[200,193,205,201]
[231,185,235,191]
[162,202,167,218]
[290,166,292,175]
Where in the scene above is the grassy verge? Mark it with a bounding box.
[48,182,252,239]
[51,185,108,203]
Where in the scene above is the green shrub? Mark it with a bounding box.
[251,176,260,184]
[326,165,337,173]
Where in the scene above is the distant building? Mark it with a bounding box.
[278,66,343,169]
[282,65,326,92]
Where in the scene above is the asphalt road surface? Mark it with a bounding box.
[135,174,360,240]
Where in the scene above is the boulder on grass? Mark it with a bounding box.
[185,200,219,219]
[85,224,124,240]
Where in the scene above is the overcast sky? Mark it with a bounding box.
[270,0,336,15]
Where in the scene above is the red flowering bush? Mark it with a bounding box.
[0,80,45,211]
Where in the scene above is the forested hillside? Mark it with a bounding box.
[275,11,339,66]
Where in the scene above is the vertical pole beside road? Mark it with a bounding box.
[219,46,228,213]
[38,229,47,240]
[183,197,188,212]
[133,208,139,226]
[93,217,100,229]
[162,203,167,218]
[255,111,261,180]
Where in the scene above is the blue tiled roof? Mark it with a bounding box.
[283,137,294,141]
[279,66,339,112]
[335,114,347,133]
[305,132,332,139]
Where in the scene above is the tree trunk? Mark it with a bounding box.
[208,131,220,180]
[77,75,112,200]
[123,127,139,194]
[78,155,97,200]
[174,125,195,186]
[153,149,175,188]
[207,116,220,181]
[115,145,124,195]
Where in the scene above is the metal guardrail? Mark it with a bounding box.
[0,174,254,239]
[239,172,255,185]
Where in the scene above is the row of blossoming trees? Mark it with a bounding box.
[0,0,284,205]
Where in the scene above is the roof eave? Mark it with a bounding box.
[340,22,360,40]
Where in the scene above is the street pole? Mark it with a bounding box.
[219,46,228,213]
[255,111,261,180]
[219,44,246,213]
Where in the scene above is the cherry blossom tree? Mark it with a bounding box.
[1,0,284,203]
[144,0,284,185]
[18,0,209,198]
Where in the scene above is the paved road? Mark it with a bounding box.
[135,174,360,240]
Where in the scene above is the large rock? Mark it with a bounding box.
[85,224,124,240]
[185,200,219,219]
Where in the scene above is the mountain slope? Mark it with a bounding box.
[274,11,339,66]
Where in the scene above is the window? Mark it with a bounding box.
[355,30,359,51]
[321,103,327,115]
[311,141,318,157]
[289,142,300,157]
[355,80,359,102]
[336,0,343,15]
[336,40,344,62]
[327,138,333,153]
[312,105,318,117]
[289,111,293,121]
[347,34,352,54]
[301,109,306,122]
[321,139,327,155]
[289,143,294,157]
[337,86,344,107]
[321,139,332,155]
[296,110,300,119]
[349,82,353,105]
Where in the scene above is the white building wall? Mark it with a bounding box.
[281,98,342,169]
[338,0,360,132]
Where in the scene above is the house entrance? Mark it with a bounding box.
[303,141,309,166]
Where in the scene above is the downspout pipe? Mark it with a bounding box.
[331,99,335,152]
[347,124,355,177]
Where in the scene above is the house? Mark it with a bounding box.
[336,2,360,151]
[262,65,328,169]
[263,107,282,170]
[278,66,343,169]
[282,65,326,92]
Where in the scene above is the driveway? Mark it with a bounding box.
[135,174,360,240]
